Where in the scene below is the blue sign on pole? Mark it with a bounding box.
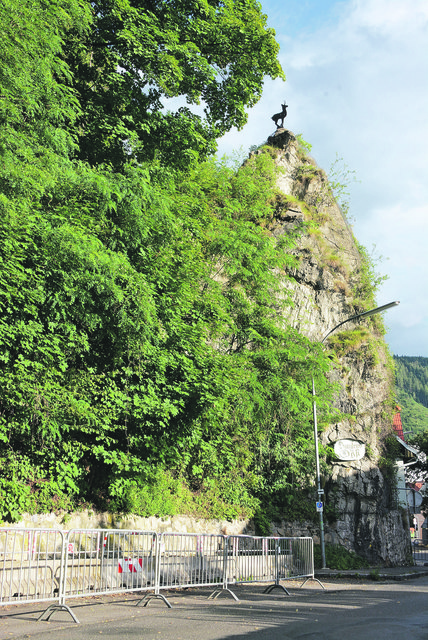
[316,501,323,512]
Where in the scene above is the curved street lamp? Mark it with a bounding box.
[313,301,400,569]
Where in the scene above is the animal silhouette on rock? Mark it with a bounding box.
[271,102,288,128]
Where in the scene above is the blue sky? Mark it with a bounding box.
[266,0,346,33]
[217,0,428,357]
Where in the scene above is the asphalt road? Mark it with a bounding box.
[1,578,428,640]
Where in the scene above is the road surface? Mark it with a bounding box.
[1,577,427,640]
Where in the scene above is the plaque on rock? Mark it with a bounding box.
[334,439,366,461]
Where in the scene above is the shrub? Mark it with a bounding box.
[314,543,369,570]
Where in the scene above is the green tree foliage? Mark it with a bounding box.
[0,0,337,522]
[64,0,285,169]
[0,149,336,520]
[395,356,428,408]
[398,394,428,435]
[0,0,91,186]
[394,356,428,434]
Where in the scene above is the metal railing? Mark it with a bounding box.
[412,530,428,566]
[0,528,321,623]
[0,529,67,614]
[63,529,157,597]
[155,533,229,602]
[223,536,323,596]
[51,529,167,619]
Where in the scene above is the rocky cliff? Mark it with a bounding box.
[266,129,410,565]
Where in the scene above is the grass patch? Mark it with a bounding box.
[314,543,369,570]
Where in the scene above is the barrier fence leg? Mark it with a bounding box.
[263,545,290,596]
[299,576,326,590]
[37,603,80,624]
[208,541,238,601]
[208,587,239,601]
[37,534,80,624]
[135,534,172,608]
[301,542,325,590]
[263,583,291,596]
[135,592,173,608]
[208,587,239,602]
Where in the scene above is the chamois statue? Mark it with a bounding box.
[272,102,288,128]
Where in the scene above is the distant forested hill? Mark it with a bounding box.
[394,356,428,434]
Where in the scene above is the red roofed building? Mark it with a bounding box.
[393,406,405,441]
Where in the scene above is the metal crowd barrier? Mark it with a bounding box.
[157,533,229,602]
[43,529,169,621]
[63,529,157,597]
[266,536,325,591]
[222,536,323,597]
[224,535,290,596]
[0,528,322,623]
[0,528,67,614]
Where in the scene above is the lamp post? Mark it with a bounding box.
[313,300,400,569]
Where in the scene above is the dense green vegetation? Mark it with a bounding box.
[2,0,398,529]
[1,0,347,523]
[394,357,428,435]
[313,543,369,571]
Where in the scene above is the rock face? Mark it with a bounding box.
[266,130,411,565]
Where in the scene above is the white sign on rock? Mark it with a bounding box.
[334,439,366,461]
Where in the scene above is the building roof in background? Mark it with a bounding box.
[393,406,405,441]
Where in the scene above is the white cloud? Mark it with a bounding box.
[358,203,428,341]
[217,0,428,356]
[343,0,428,34]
